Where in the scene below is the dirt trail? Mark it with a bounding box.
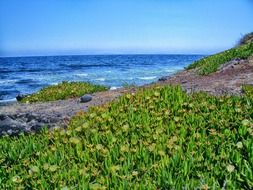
[0,88,129,135]
[158,56,253,96]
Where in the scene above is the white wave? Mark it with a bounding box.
[95,78,105,81]
[165,69,176,73]
[0,98,17,103]
[165,67,182,73]
[138,76,157,80]
[50,82,59,85]
[75,73,88,77]
[110,86,120,90]
[0,79,18,84]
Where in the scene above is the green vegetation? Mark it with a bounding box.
[243,85,253,99]
[19,81,108,103]
[1,85,253,189]
[238,32,253,46]
[187,42,253,75]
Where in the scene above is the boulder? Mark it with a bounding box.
[80,94,92,103]
[158,76,170,82]
[16,94,29,101]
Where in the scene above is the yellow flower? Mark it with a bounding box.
[158,150,166,156]
[154,92,160,97]
[236,142,243,149]
[49,165,58,172]
[30,166,40,173]
[201,184,209,190]
[43,163,49,170]
[120,145,129,152]
[82,122,89,129]
[242,119,250,126]
[119,156,125,162]
[122,124,129,132]
[89,183,106,190]
[110,165,121,173]
[50,146,57,151]
[227,164,235,173]
[69,137,81,145]
[96,144,104,150]
[174,117,180,122]
[148,143,156,152]
[209,129,217,135]
[12,176,22,183]
[60,130,66,136]
[132,171,138,176]
[75,126,82,132]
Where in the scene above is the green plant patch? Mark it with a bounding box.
[187,42,253,75]
[242,85,253,99]
[238,32,253,46]
[1,85,253,189]
[19,81,108,103]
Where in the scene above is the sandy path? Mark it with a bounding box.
[0,88,129,135]
[158,56,253,95]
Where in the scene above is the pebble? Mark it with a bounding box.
[80,94,92,103]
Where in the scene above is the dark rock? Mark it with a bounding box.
[80,94,92,103]
[0,114,8,120]
[158,76,169,82]
[7,129,13,135]
[219,58,243,72]
[24,126,32,132]
[27,119,38,126]
[26,113,39,122]
[16,94,29,101]
[0,116,16,127]
[0,116,26,135]
[49,117,60,123]
[31,123,45,131]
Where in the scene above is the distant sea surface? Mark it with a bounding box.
[0,54,204,102]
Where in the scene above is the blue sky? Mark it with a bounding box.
[0,0,253,57]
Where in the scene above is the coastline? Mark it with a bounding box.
[0,56,253,136]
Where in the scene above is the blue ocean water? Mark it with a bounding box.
[0,54,204,102]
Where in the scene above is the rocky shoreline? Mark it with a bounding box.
[0,89,127,135]
[0,56,252,136]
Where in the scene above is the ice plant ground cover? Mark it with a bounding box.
[19,81,108,103]
[0,85,253,189]
[187,42,253,75]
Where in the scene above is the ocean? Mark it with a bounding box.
[0,54,204,102]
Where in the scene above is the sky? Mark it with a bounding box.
[0,0,253,57]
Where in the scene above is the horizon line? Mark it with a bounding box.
[0,52,209,58]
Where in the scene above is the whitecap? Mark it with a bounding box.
[138,76,157,80]
[0,79,18,84]
[75,73,88,77]
[165,69,176,73]
[95,78,105,81]
[165,67,182,73]
[0,98,17,103]
[50,82,59,85]
[110,86,120,90]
